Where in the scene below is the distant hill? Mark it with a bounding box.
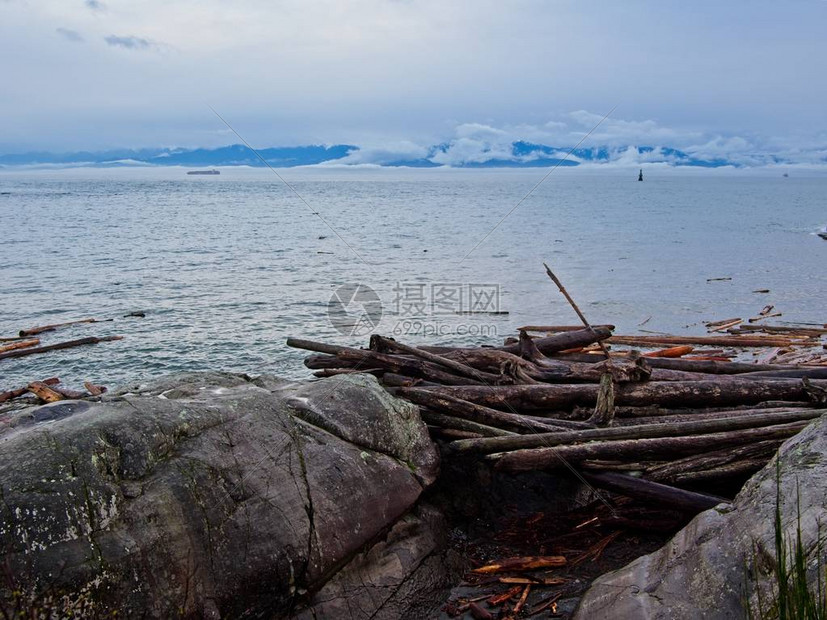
[0,142,741,168]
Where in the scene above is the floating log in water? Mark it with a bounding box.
[581,471,727,512]
[18,318,110,338]
[0,338,40,355]
[448,408,823,455]
[429,379,827,411]
[490,421,808,472]
[0,377,60,404]
[0,336,124,362]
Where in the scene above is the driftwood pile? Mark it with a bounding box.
[0,317,123,406]
[287,320,827,514]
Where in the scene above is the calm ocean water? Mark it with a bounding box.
[1,166,825,390]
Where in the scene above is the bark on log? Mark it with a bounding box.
[0,336,123,361]
[736,368,827,380]
[643,346,694,358]
[581,471,727,512]
[645,440,782,482]
[553,353,803,376]
[421,327,612,356]
[0,377,60,404]
[428,379,827,411]
[613,407,815,426]
[19,318,108,337]
[490,421,809,471]
[0,339,40,355]
[664,459,766,484]
[397,388,573,434]
[449,408,822,455]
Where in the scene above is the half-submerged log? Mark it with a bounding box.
[19,318,109,337]
[581,472,727,512]
[0,339,40,355]
[0,336,123,362]
[490,421,809,471]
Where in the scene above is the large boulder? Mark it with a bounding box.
[573,413,827,619]
[0,372,439,618]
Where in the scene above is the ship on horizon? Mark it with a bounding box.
[186,169,220,175]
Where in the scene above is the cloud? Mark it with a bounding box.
[104,35,155,51]
[85,0,105,11]
[55,27,83,42]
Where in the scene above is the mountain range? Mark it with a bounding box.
[0,141,777,169]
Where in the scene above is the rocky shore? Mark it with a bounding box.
[1,371,826,618]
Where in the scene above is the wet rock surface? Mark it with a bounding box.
[0,372,442,618]
[573,413,827,619]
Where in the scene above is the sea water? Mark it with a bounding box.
[1,166,825,388]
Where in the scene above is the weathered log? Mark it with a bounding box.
[517,325,615,333]
[312,367,383,378]
[664,459,766,484]
[419,409,516,437]
[643,346,694,358]
[425,327,612,356]
[397,388,572,434]
[552,352,804,375]
[83,382,107,396]
[0,377,60,404]
[19,318,109,337]
[607,334,801,348]
[613,407,814,426]
[448,408,822,454]
[490,421,809,471]
[51,386,89,399]
[369,335,504,383]
[0,339,40,355]
[471,555,566,574]
[581,471,727,512]
[26,381,65,403]
[288,338,482,385]
[428,379,827,411]
[645,440,782,482]
[0,336,123,361]
[428,427,482,441]
[336,349,482,385]
[736,368,827,380]
[733,324,827,336]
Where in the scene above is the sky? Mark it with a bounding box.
[1,0,826,164]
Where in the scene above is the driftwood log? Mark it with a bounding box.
[0,336,123,362]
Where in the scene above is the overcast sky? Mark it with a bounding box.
[2,0,825,159]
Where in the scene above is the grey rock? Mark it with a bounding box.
[0,372,438,618]
[573,413,827,620]
[295,503,466,619]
